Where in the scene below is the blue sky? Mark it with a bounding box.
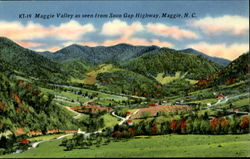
[0,0,249,60]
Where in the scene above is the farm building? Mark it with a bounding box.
[217,94,224,99]
[148,103,158,107]
[127,120,133,126]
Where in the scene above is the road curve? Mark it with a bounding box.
[111,109,139,125]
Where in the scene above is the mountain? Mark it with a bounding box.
[180,48,231,66]
[122,48,223,80]
[0,37,69,82]
[195,52,249,88]
[38,45,231,67]
[37,43,160,65]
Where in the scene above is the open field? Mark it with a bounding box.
[40,86,128,108]
[186,98,218,105]
[40,87,89,103]
[224,98,249,108]
[155,71,198,85]
[155,72,182,84]
[102,113,120,128]
[84,64,123,84]
[218,97,249,110]
[131,105,192,119]
[2,134,249,158]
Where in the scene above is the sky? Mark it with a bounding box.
[0,0,249,60]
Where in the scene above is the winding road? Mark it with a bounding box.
[208,93,249,115]
[211,93,248,107]
[111,109,139,125]
[30,133,73,149]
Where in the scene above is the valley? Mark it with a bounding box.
[0,37,249,157]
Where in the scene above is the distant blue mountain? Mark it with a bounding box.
[180,48,231,66]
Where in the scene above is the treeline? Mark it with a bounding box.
[60,114,249,151]
[112,115,249,138]
[60,131,114,151]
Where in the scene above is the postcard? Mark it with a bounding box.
[0,0,249,158]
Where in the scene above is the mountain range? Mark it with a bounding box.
[0,36,248,97]
[38,43,230,66]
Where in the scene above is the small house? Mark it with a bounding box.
[162,99,167,103]
[88,102,95,105]
[127,120,133,126]
[233,108,238,112]
[126,112,131,115]
[148,103,157,107]
[208,118,214,122]
[217,94,224,99]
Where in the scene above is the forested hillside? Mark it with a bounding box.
[96,69,165,97]
[195,52,249,88]
[122,48,222,80]
[0,72,78,136]
[0,37,69,82]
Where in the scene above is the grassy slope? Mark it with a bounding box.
[155,71,182,84]
[84,64,121,84]
[2,134,249,158]
[231,98,249,107]
[218,97,250,109]
[155,71,198,85]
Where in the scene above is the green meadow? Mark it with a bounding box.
[2,134,250,158]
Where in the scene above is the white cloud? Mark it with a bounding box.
[187,42,249,60]
[190,15,249,35]
[146,23,198,40]
[0,20,96,41]
[100,20,173,47]
[101,19,144,38]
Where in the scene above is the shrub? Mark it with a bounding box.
[170,120,178,133]
[0,148,5,155]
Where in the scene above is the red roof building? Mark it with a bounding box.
[233,108,238,112]
[126,112,131,115]
[127,120,133,126]
[217,94,224,98]
[148,103,157,107]
[208,118,214,121]
[19,139,30,144]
